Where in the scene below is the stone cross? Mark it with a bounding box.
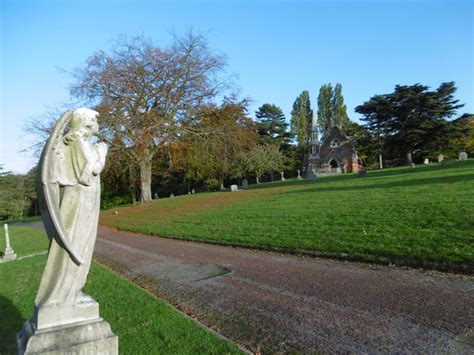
[1,224,17,262]
[280,171,285,181]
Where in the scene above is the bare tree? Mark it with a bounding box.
[71,32,229,202]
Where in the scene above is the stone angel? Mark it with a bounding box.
[17,108,118,354]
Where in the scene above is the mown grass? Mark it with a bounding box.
[0,226,49,257]
[101,160,474,267]
[0,227,241,354]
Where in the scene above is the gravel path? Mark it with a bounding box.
[93,227,474,354]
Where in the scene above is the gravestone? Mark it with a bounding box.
[242,179,248,189]
[280,171,285,181]
[17,109,118,355]
[423,158,430,165]
[307,168,317,182]
[170,193,175,198]
[297,170,303,180]
[230,184,239,192]
[1,224,17,262]
[411,162,416,168]
[192,188,195,194]
[438,154,444,163]
[154,193,159,199]
[459,151,468,161]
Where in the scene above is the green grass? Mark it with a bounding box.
[101,160,474,267]
[0,226,49,257]
[0,227,242,354]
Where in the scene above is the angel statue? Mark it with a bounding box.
[17,108,117,354]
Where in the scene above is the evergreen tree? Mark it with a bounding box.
[255,104,291,150]
[356,82,464,165]
[290,91,313,150]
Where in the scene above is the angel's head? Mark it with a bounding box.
[69,108,100,137]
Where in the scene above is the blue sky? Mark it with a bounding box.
[1,0,473,173]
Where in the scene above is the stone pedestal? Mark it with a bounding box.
[1,247,17,262]
[17,297,118,354]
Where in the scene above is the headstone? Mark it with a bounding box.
[1,224,17,262]
[459,151,468,161]
[280,171,285,181]
[423,158,430,165]
[297,170,303,180]
[242,179,248,189]
[191,188,195,194]
[230,184,239,192]
[411,162,416,168]
[153,193,159,199]
[438,154,444,163]
[307,168,317,182]
[170,193,175,198]
[17,109,118,354]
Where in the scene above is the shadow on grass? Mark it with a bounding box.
[283,172,474,195]
[0,296,23,354]
[248,161,474,191]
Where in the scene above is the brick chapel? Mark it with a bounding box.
[304,113,361,176]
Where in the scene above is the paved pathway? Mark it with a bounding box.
[94,227,474,354]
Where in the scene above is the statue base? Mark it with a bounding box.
[1,248,17,262]
[17,318,118,355]
[17,297,118,354]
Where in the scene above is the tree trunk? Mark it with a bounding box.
[139,153,153,203]
[406,151,413,165]
[378,152,383,169]
[256,176,260,184]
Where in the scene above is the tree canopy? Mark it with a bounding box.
[255,103,291,150]
[71,32,230,202]
[356,82,464,165]
[317,83,349,136]
[290,91,312,150]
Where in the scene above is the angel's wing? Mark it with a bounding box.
[37,111,84,265]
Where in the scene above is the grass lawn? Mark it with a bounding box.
[0,226,242,354]
[101,160,474,268]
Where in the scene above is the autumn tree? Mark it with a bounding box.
[172,100,258,188]
[71,33,229,202]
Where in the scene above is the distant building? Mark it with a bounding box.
[305,113,361,176]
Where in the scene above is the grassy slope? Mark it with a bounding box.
[101,160,474,266]
[0,227,241,354]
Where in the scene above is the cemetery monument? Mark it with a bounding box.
[1,224,17,262]
[17,108,118,354]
